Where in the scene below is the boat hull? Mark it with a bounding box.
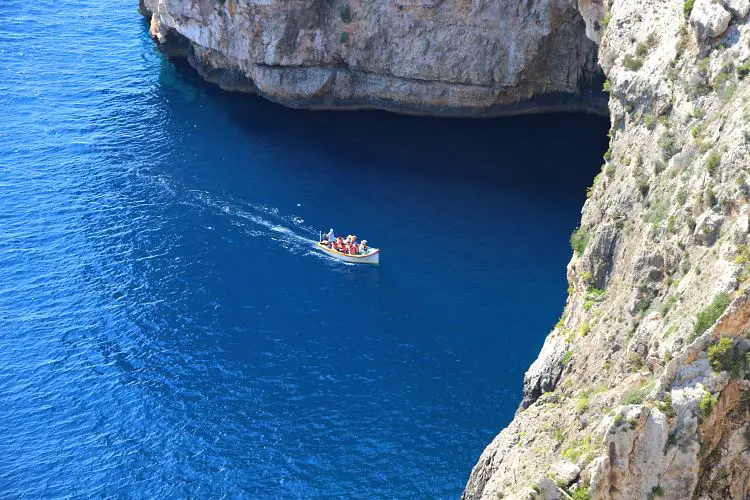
[316,243,380,265]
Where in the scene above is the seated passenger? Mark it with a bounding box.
[359,240,368,254]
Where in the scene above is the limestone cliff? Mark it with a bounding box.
[463,0,750,498]
[139,0,603,116]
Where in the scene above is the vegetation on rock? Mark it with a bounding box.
[699,390,718,418]
[683,0,695,16]
[570,228,589,256]
[708,337,748,377]
[693,293,730,339]
[339,4,352,23]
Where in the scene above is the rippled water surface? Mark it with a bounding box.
[0,1,608,497]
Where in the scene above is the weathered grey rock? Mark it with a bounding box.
[520,334,568,409]
[463,0,750,495]
[690,0,732,41]
[722,0,750,18]
[733,205,749,244]
[538,477,561,500]
[693,211,724,246]
[140,0,605,116]
[549,460,581,487]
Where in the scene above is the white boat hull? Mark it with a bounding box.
[316,243,380,265]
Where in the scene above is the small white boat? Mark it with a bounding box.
[316,242,380,265]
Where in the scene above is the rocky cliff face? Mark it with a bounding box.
[463,0,750,498]
[139,0,603,116]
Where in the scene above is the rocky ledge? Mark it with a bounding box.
[139,0,605,116]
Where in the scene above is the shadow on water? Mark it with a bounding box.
[168,59,610,198]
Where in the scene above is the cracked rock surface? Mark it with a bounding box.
[464,0,750,497]
[139,0,604,116]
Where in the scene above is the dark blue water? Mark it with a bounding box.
[0,1,608,497]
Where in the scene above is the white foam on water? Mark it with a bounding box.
[185,188,323,258]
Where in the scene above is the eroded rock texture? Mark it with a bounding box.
[464,0,750,498]
[140,0,604,116]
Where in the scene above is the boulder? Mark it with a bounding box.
[693,211,724,246]
[733,205,749,245]
[690,0,732,41]
[722,0,750,18]
[521,338,568,409]
[538,477,561,500]
[549,460,581,487]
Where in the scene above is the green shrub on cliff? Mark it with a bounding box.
[708,337,747,377]
[623,55,644,71]
[635,35,657,58]
[657,393,675,418]
[571,487,591,500]
[699,390,717,418]
[340,4,353,23]
[693,293,729,338]
[562,436,597,464]
[571,227,589,256]
[708,337,734,372]
[563,350,573,365]
[622,381,654,405]
[705,186,716,207]
[706,151,721,175]
[659,131,678,159]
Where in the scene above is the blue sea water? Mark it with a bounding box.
[0,0,608,497]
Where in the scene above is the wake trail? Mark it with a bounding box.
[184,189,335,261]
